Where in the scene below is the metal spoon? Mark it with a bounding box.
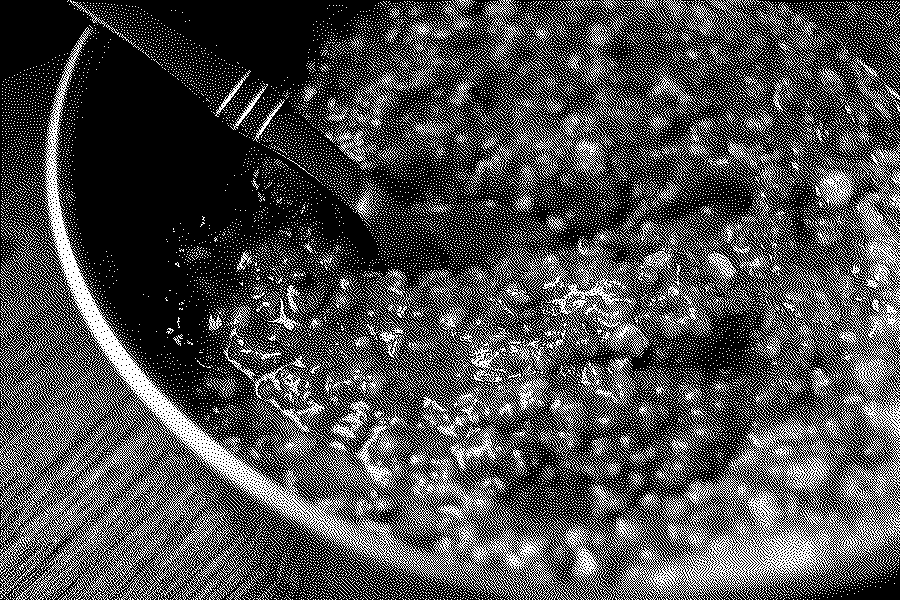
[68,2,547,271]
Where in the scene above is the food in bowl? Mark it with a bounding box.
[175,0,900,592]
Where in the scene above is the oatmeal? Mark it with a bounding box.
[192,0,900,593]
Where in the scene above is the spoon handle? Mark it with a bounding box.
[70,3,249,115]
[69,2,364,210]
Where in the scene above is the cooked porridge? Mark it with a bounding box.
[185,0,900,592]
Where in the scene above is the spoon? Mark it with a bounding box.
[68,2,548,272]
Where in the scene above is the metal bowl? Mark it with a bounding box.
[46,5,900,598]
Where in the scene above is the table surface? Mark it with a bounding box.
[3,4,900,599]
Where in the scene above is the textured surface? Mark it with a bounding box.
[5,3,900,599]
[208,2,900,592]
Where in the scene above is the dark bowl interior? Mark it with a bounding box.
[65,8,376,428]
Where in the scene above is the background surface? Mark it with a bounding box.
[2,2,900,599]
